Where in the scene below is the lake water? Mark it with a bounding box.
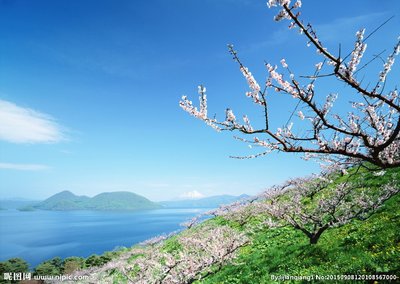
[0,208,208,268]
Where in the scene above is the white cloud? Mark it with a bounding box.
[316,12,388,43]
[0,99,65,143]
[0,162,50,171]
[179,190,205,200]
[245,12,388,53]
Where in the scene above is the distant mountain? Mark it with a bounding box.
[0,199,40,210]
[88,192,160,211]
[34,190,161,211]
[159,194,250,208]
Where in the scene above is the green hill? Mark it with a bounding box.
[34,190,160,211]
[53,166,399,283]
[197,167,400,283]
[88,191,161,210]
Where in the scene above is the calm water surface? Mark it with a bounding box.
[0,208,207,268]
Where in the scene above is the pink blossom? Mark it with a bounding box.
[280,58,288,68]
[347,29,367,76]
[293,0,302,8]
[225,108,236,122]
[298,111,305,120]
[379,37,400,82]
[239,66,264,106]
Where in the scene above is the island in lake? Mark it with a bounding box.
[26,190,161,211]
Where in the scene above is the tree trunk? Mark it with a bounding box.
[309,234,320,244]
[309,225,329,245]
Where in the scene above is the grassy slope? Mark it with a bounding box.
[197,167,400,283]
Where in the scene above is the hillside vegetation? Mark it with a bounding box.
[198,169,400,283]
[31,166,398,283]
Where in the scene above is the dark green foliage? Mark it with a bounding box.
[62,257,85,274]
[0,258,29,283]
[34,257,63,276]
[0,245,125,280]
[34,262,60,276]
[85,254,112,268]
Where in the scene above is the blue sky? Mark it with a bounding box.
[0,0,399,201]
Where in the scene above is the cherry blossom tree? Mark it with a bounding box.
[60,224,248,284]
[206,172,399,245]
[180,0,400,169]
[258,174,399,244]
